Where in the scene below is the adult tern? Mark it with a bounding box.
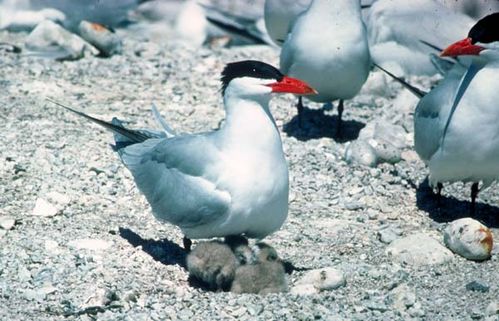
[279,0,371,136]
[51,60,316,250]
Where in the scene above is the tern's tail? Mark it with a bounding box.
[47,99,166,152]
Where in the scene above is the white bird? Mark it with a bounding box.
[279,0,371,136]
[264,0,372,47]
[365,0,475,76]
[51,60,316,250]
[414,12,499,211]
[264,0,311,46]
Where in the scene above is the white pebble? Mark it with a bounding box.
[292,267,346,295]
[344,140,378,167]
[0,216,16,230]
[68,238,112,251]
[32,198,59,217]
[443,218,493,261]
[386,233,454,266]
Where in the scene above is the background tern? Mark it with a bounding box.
[365,0,475,76]
[51,60,316,250]
[279,0,371,136]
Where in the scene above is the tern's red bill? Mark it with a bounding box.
[266,76,317,95]
[441,37,485,57]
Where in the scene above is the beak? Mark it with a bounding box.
[441,37,485,57]
[266,76,317,95]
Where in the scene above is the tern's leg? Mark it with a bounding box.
[470,182,479,214]
[336,100,344,137]
[296,96,304,127]
[183,236,192,252]
[436,182,443,206]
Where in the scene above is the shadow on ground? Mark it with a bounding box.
[118,227,187,267]
[416,179,499,228]
[283,105,365,143]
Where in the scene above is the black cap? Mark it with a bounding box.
[469,12,499,44]
[221,60,283,95]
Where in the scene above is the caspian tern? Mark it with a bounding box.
[414,12,499,212]
[366,0,475,76]
[50,60,316,250]
[279,0,371,135]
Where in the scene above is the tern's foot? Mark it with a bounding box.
[183,236,192,252]
[296,96,305,128]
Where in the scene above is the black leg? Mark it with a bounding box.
[471,182,479,214]
[336,100,344,137]
[296,96,304,127]
[436,182,443,206]
[183,236,192,252]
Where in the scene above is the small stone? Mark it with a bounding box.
[78,21,122,57]
[485,301,499,316]
[466,280,490,293]
[0,216,16,230]
[373,122,409,149]
[290,284,317,296]
[345,140,378,167]
[25,20,98,60]
[0,230,6,238]
[444,218,493,261]
[293,267,346,295]
[82,288,118,309]
[387,284,417,312]
[386,233,454,266]
[370,138,401,164]
[68,238,111,251]
[378,227,402,244]
[45,191,71,206]
[32,198,59,217]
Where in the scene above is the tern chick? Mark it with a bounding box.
[186,240,238,291]
[230,243,288,294]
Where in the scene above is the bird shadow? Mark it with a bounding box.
[118,227,187,268]
[416,179,499,228]
[283,105,365,143]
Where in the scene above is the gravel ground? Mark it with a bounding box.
[1,26,498,321]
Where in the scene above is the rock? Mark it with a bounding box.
[369,138,402,164]
[0,230,6,238]
[387,284,417,313]
[45,191,71,206]
[78,21,122,57]
[444,218,493,261]
[25,20,98,60]
[0,216,16,230]
[290,284,318,296]
[81,288,118,309]
[292,267,346,295]
[68,238,112,251]
[378,226,403,244]
[32,198,59,217]
[0,8,66,31]
[485,301,499,316]
[344,140,378,167]
[386,233,454,266]
[465,280,490,293]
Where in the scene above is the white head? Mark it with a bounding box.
[221,60,316,102]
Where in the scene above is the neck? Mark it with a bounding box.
[220,92,281,149]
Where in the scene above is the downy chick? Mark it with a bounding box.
[230,243,288,294]
[186,240,238,291]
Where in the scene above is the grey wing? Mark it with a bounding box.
[119,135,231,228]
[414,65,466,162]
